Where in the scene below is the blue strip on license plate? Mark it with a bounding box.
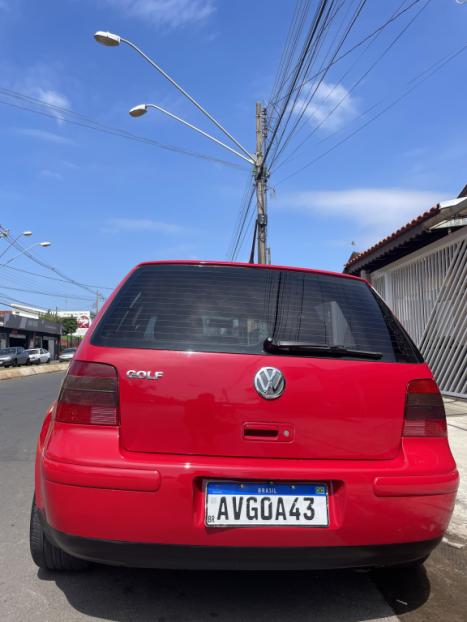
[207,482,327,496]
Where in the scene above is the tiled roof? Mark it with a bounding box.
[343,205,440,270]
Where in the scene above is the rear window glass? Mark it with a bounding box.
[91,265,422,363]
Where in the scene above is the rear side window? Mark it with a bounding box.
[92,265,422,363]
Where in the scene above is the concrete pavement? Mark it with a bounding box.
[443,397,467,543]
[0,373,465,622]
[0,361,68,382]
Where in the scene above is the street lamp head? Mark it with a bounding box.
[94,31,121,46]
[40,241,51,247]
[22,231,32,237]
[129,104,148,118]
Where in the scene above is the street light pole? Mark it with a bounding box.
[129,104,254,165]
[94,30,272,264]
[94,31,253,163]
[0,241,51,267]
[0,230,33,261]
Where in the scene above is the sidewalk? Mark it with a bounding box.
[443,396,467,544]
[0,361,68,382]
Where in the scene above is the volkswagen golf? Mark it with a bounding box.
[30,261,459,571]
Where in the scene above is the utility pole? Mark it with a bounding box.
[95,290,100,314]
[255,102,269,264]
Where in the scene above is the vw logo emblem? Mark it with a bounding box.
[254,367,285,400]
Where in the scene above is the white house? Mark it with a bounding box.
[344,188,467,399]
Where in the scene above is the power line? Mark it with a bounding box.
[0,291,48,311]
[266,0,346,164]
[268,0,316,114]
[234,201,257,261]
[276,42,467,185]
[267,0,368,169]
[226,176,254,259]
[0,285,95,303]
[231,187,255,261]
[272,0,424,105]
[272,0,431,172]
[0,90,247,171]
[9,237,101,297]
[264,0,332,163]
[1,229,106,301]
[0,267,91,300]
[0,264,113,290]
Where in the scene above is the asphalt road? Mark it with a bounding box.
[0,372,465,622]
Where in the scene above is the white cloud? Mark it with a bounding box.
[40,169,63,181]
[15,128,75,145]
[36,88,71,123]
[295,81,358,132]
[102,0,215,27]
[36,89,70,109]
[1,61,73,125]
[279,188,442,248]
[106,218,185,235]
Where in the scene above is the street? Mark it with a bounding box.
[0,372,465,622]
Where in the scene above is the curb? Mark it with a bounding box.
[0,362,69,381]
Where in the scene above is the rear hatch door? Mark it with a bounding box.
[89,263,424,460]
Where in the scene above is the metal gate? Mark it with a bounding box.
[372,231,466,397]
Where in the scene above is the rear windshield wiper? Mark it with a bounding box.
[264,338,383,360]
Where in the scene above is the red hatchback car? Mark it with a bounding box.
[30,261,459,571]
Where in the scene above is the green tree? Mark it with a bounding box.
[61,316,78,336]
[39,310,60,323]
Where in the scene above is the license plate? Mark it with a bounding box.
[205,481,328,527]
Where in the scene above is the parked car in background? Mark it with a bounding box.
[25,348,51,365]
[58,348,77,362]
[30,261,458,572]
[0,347,29,368]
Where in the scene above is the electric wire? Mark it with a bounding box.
[276,42,467,185]
[266,0,368,169]
[0,266,90,300]
[267,0,315,121]
[272,0,423,105]
[0,285,96,303]
[263,0,332,163]
[7,237,103,298]
[272,0,431,173]
[233,197,257,262]
[226,176,255,259]
[0,264,113,290]
[0,291,49,311]
[0,91,247,171]
[230,186,255,261]
[266,0,362,167]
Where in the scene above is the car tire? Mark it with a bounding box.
[29,496,89,571]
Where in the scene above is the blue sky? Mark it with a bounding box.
[0,0,466,311]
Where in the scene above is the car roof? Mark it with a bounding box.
[132,260,365,283]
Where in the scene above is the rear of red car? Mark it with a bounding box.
[31,261,458,570]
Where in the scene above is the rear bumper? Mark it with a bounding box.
[41,512,441,570]
[37,427,459,562]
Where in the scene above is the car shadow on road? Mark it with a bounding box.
[38,564,431,621]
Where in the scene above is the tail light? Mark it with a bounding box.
[403,379,446,437]
[56,361,119,425]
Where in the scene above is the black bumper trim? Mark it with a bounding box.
[41,517,441,570]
